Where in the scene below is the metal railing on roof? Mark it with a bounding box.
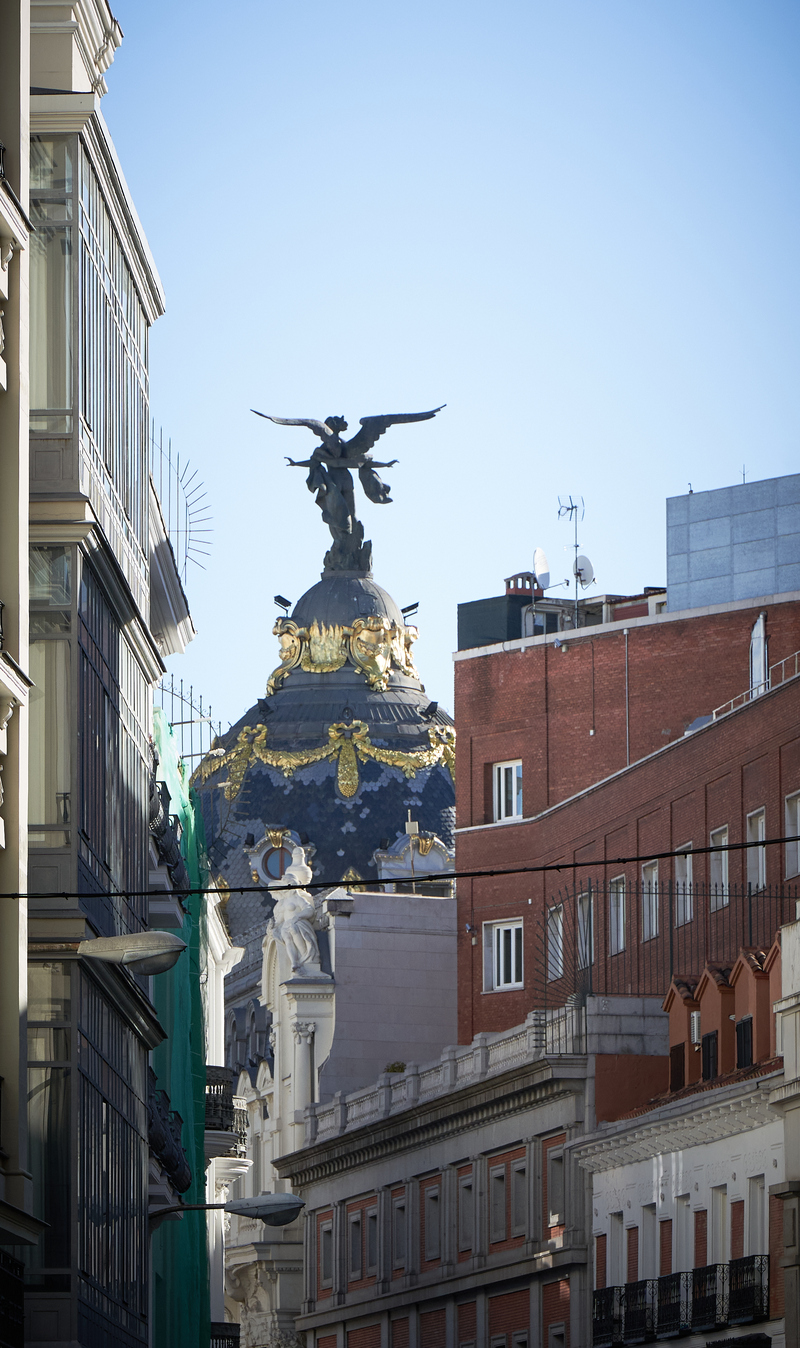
[712,648,800,720]
[156,674,222,765]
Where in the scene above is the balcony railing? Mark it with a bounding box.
[593,1286,624,1348]
[210,1324,240,1348]
[622,1279,656,1343]
[205,1066,247,1157]
[728,1253,769,1324]
[592,1256,768,1346]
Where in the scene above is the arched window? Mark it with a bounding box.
[261,845,293,880]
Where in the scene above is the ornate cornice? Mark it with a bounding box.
[273,1060,585,1188]
[574,1073,783,1174]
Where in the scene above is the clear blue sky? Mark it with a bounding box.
[104,0,800,729]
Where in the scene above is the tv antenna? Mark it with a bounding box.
[558,496,594,629]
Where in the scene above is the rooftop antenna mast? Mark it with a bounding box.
[558,496,595,631]
[558,496,583,629]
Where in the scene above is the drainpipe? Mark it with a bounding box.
[624,629,630,766]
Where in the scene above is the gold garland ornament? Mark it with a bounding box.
[192,720,455,801]
[266,616,421,696]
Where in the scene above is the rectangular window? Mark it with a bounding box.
[577,891,593,969]
[736,1017,753,1070]
[484,921,524,990]
[746,809,766,890]
[748,1175,765,1255]
[29,138,74,431]
[690,1010,702,1045]
[675,1195,691,1273]
[641,1204,657,1279]
[641,861,659,941]
[366,1207,378,1274]
[348,1212,362,1280]
[28,638,71,834]
[424,1187,441,1262]
[674,846,693,926]
[548,1150,565,1227]
[710,827,729,908]
[547,906,564,982]
[320,1222,333,1286]
[511,1161,527,1237]
[609,1212,624,1285]
[458,1176,474,1251]
[711,1186,728,1264]
[493,760,523,821]
[392,1198,406,1267]
[749,614,768,697]
[490,1166,507,1243]
[786,793,800,879]
[669,1043,685,1092]
[609,876,626,955]
[701,1030,718,1082]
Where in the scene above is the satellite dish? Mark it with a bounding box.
[533,547,550,591]
[574,554,594,588]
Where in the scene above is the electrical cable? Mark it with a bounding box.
[3,834,799,902]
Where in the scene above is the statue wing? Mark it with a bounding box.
[251,411,334,443]
[345,406,445,455]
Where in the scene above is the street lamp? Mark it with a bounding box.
[149,1192,305,1228]
[77,931,187,975]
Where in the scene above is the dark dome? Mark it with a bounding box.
[291,573,404,630]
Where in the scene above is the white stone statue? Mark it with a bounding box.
[269,847,321,975]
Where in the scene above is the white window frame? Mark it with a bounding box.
[674,846,693,927]
[749,613,768,698]
[547,905,564,982]
[609,876,626,955]
[484,920,524,991]
[709,826,729,907]
[641,861,659,941]
[746,808,766,890]
[577,890,593,969]
[493,759,523,822]
[786,793,800,879]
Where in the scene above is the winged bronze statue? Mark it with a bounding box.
[252,406,444,572]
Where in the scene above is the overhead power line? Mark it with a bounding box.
[3,834,799,902]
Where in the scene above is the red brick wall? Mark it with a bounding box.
[769,1193,785,1318]
[659,1220,672,1276]
[626,1226,639,1284]
[541,1134,566,1239]
[595,1055,670,1122]
[348,1328,380,1348]
[542,1279,570,1346]
[730,1199,744,1261]
[694,1210,707,1269]
[456,661,800,1040]
[595,1233,607,1289]
[420,1308,447,1348]
[391,1320,409,1348]
[488,1288,529,1338]
[455,601,800,827]
[458,1302,477,1343]
[317,1338,337,1348]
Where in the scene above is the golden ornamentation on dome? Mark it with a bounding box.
[191,719,456,802]
[266,614,420,696]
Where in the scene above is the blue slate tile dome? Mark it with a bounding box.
[192,570,455,918]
